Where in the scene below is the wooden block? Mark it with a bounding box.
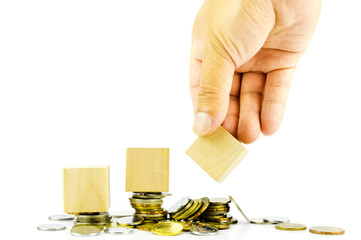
[63,166,110,214]
[126,148,169,192]
[186,126,248,183]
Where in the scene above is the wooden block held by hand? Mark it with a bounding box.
[126,148,169,192]
[186,126,248,183]
[63,166,110,214]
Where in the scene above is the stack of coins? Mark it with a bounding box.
[129,192,170,223]
[196,198,237,229]
[74,212,112,226]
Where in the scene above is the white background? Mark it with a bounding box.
[0,0,360,239]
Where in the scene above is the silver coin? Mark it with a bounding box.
[168,196,191,214]
[264,216,290,224]
[70,225,101,236]
[110,211,134,218]
[190,225,218,235]
[116,215,144,225]
[104,227,134,235]
[37,224,66,231]
[48,214,75,221]
[209,198,231,205]
[250,218,273,225]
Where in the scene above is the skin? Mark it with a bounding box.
[190,0,321,143]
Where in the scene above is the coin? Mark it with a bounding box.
[70,225,101,236]
[168,196,191,214]
[173,199,197,220]
[229,196,250,223]
[171,199,194,219]
[151,222,183,236]
[117,215,144,226]
[207,204,229,209]
[136,210,166,215]
[204,214,233,222]
[205,207,230,212]
[275,222,307,231]
[73,223,104,230]
[182,199,202,220]
[203,210,229,216]
[187,197,210,221]
[198,221,230,230]
[309,226,345,235]
[209,198,231,205]
[48,214,75,221]
[250,218,273,225]
[37,224,66,231]
[131,204,163,208]
[228,218,238,224]
[136,222,157,231]
[264,216,290,224]
[104,227,134,235]
[129,198,163,205]
[190,225,218,235]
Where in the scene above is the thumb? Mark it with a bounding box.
[193,45,235,136]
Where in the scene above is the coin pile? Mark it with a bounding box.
[129,192,170,222]
[74,212,112,226]
[196,198,237,229]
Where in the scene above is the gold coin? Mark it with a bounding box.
[275,222,307,231]
[171,200,194,219]
[309,226,345,235]
[136,222,156,231]
[135,210,167,215]
[205,207,229,212]
[204,214,233,222]
[151,222,183,236]
[198,221,230,230]
[70,225,101,236]
[131,204,162,208]
[184,200,203,220]
[187,197,210,221]
[203,210,229,216]
[175,199,201,220]
[207,204,229,209]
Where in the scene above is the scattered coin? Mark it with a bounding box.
[48,214,75,221]
[37,224,66,231]
[70,225,101,236]
[229,196,250,223]
[190,225,218,235]
[104,227,134,235]
[151,222,183,236]
[309,226,345,235]
[250,218,273,225]
[264,216,290,224]
[275,222,307,231]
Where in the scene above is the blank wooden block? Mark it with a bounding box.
[186,126,248,183]
[63,166,110,214]
[126,148,169,192]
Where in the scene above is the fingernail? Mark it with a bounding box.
[193,112,212,136]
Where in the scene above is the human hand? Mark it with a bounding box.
[190,0,321,143]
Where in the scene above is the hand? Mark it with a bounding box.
[190,0,321,143]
